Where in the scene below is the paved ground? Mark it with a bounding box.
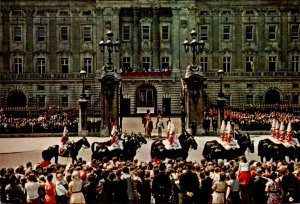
[0,117,270,168]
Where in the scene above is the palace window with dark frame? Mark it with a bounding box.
[83,58,92,73]
[61,96,68,107]
[200,57,208,72]
[122,57,131,70]
[200,26,208,40]
[14,58,23,74]
[38,96,46,107]
[292,56,299,72]
[136,87,154,107]
[269,56,276,72]
[83,27,92,42]
[246,56,254,72]
[246,95,253,104]
[223,56,231,72]
[37,27,45,42]
[292,95,299,104]
[142,57,150,71]
[37,57,46,74]
[268,25,276,40]
[291,25,299,40]
[61,85,68,90]
[60,26,69,41]
[142,26,150,40]
[161,25,169,40]
[161,57,169,69]
[13,26,22,41]
[37,85,45,90]
[61,58,69,73]
[223,26,230,40]
[123,25,130,41]
[245,25,253,40]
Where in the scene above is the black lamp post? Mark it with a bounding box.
[183,28,205,65]
[80,70,87,98]
[99,30,120,70]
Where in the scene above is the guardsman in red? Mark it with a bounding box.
[287,122,293,143]
[279,122,286,142]
[59,126,72,155]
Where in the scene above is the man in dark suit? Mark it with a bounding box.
[252,168,268,203]
[152,163,172,204]
[180,162,200,204]
[199,170,213,203]
[281,163,300,203]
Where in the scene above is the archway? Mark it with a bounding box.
[8,91,27,107]
[136,84,157,114]
[265,89,280,104]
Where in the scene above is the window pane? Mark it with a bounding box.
[291,25,299,40]
[246,26,253,40]
[14,27,22,41]
[61,58,69,73]
[84,58,92,73]
[83,27,92,41]
[292,56,299,72]
[142,26,150,40]
[123,26,130,41]
[37,58,46,74]
[200,57,208,72]
[162,26,169,40]
[223,26,230,40]
[269,56,276,72]
[61,27,68,41]
[37,27,45,42]
[200,26,208,40]
[268,25,276,40]
[14,58,22,74]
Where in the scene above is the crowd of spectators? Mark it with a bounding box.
[1,156,300,204]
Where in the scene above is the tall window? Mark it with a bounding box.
[14,27,22,41]
[223,26,230,40]
[161,57,169,69]
[246,95,253,104]
[37,58,46,74]
[246,56,254,72]
[292,56,299,72]
[38,96,45,107]
[200,57,208,72]
[123,26,130,41]
[268,25,276,40]
[269,56,276,72]
[14,58,23,74]
[245,25,253,40]
[37,27,45,42]
[200,26,208,40]
[61,96,68,107]
[122,57,131,70]
[223,56,231,72]
[61,58,69,73]
[83,27,92,42]
[142,26,150,40]
[137,86,154,107]
[292,95,299,104]
[142,57,150,71]
[60,26,69,41]
[83,58,92,73]
[161,26,169,40]
[291,25,299,40]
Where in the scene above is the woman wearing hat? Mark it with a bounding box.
[68,171,86,203]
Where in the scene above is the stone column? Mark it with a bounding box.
[172,7,181,71]
[78,97,89,136]
[49,9,58,73]
[152,7,160,69]
[234,9,243,70]
[132,8,140,69]
[94,7,104,70]
[280,11,288,70]
[211,9,220,70]
[2,9,10,72]
[257,9,266,71]
[25,9,34,73]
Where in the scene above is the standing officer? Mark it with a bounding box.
[152,163,172,204]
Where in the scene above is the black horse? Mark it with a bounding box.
[91,133,147,161]
[42,137,90,164]
[150,131,198,160]
[202,131,254,162]
[258,138,297,162]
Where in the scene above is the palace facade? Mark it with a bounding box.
[0,0,300,117]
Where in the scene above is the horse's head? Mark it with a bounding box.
[182,134,198,150]
[136,133,147,144]
[80,136,90,149]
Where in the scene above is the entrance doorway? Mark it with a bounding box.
[136,84,157,114]
[8,91,27,106]
[265,90,280,104]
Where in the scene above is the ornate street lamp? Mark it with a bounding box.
[183,28,205,65]
[80,70,87,98]
[99,30,120,71]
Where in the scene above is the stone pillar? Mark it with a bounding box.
[25,9,34,73]
[183,66,206,135]
[152,7,160,69]
[132,8,140,69]
[211,9,220,70]
[257,9,266,71]
[281,11,288,70]
[49,9,58,73]
[172,7,180,71]
[234,9,243,70]
[97,67,121,136]
[2,9,10,72]
[78,97,89,136]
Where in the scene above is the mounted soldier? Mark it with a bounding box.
[279,122,286,142]
[220,120,226,141]
[164,122,181,150]
[59,126,72,155]
[108,124,124,151]
[287,122,293,143]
